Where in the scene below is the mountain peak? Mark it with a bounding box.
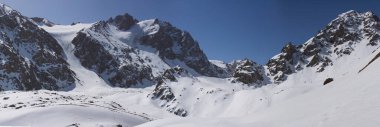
[0,3,18,16]
[107,13,138,31]
[338,10,358,17]
[30,17,55,27]
[267,10,380,83]
[334,10,379,23]
[338,10,377,18]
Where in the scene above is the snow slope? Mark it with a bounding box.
[136,43,380,127]
[0,90,155,127]
[41,24,112,92]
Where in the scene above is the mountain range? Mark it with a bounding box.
[0,3,379,127]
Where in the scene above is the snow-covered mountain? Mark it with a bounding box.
[0,2,380,127]
[135,10,380,127]
[266,10,380,83]
[0,3,75,91]
[70,14,228,88]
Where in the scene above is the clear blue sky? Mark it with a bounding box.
[1,0,379,64]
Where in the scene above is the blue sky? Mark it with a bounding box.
[1,0,379,64]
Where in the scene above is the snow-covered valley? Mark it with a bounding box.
[0,2,379,127]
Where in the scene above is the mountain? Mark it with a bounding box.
[0,3,75,91]
[70,13,228,88]
[137,10,380,118]
[266,10,380,83]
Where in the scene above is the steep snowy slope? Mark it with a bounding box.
[0,3,76,91]
[266,10,380,83]
[40,23,114,92]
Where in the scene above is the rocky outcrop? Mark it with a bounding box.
[0,4,75,91]
[229,59,265,86]
[267,43,301,82]
[323,78,334,85]
[151,67,184,102]
[150,66,188,117]
[140,19,227,77]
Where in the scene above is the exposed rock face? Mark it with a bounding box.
[150,66,188,117]
[267,43,301,82]
[229,59,265,86]
[0,4,75,91]
[107,13,138,31]
[160,66,185,82]
[267,10,380,82]
[30,17,55,27]
[71,22,154,88]
[139,19,227,77]
[71,14,227,88]
[151,67,186,101]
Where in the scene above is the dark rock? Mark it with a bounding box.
[368,34,380,46]
[66,123,80,127]
[151,67,186,101]
[152,84,175,101]
[266,42,301,82]
[140,19,227,77]
[281,42,298,60]
[323,78,334,85]
[149,67,189,117]
[307,54,321,67]
[302,41,321,57]
[162,66,185,82]
[30,17,55,27]
[72,31,153,88]
[173,108,188,117]
[230,59,265,86]
[107,13,137,31]
[71,22,81,26]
